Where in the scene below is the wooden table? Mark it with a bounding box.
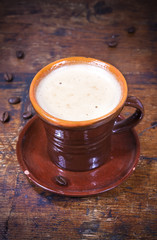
[0,0,157,239]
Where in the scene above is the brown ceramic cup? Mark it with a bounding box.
[29,57,144,172]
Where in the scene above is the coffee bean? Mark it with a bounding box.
[16,50,24,59]
[112,34,119,38]
[127,26,136,33]
[26,103,32,112]
[94,1,112,15]
[55,176,68,186]
[151,121,157,129]
[0,111,9,123]
[26,102,35,115]
[23,111,32,119]
[8,97,21,104]
[108,40,118,47]
[4,73,13,82]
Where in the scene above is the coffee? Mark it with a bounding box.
[36,64,122,121]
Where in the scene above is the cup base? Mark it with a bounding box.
[51,157,110,172]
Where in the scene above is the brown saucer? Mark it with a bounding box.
[16,115,140,197]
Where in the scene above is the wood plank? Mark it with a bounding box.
[0,0,157,239]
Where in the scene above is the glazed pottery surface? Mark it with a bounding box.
[29,57,144,171]
[16,115,140,197]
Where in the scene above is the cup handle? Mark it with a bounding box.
[112,96,144,134]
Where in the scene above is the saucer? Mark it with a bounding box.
[16,116,140,197]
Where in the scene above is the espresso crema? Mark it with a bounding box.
[36,64,122,121]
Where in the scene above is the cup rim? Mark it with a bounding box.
[29,57,128,127]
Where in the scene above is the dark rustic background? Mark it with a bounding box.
[0,0,157,239]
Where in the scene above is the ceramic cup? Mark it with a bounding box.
[29,57,144,172]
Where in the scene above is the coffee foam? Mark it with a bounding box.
[36,64,122,121]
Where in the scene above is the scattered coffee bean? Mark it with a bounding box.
[26,104,31,112]
[22,111,32,119]
[16,50,24,59]
[151,121,157,129]
[108,40,118,47]
[26,103,35,114]
[55,176,68,186]
[112,34,119,38]
[127,26,136,33]
[94,1,112,15]
[8,97,21,104]
[0,111,9,123]
[4,73,13,82]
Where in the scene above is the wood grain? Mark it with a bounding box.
[0,0,157,239]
